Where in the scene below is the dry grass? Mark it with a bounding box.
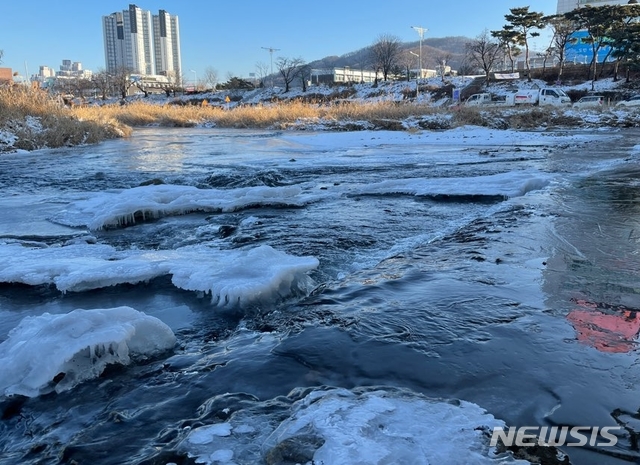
[71,99,440,130]
[0,86,130,150]
[450,106,489,127]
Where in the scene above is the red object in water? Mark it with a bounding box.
[567,300,640,353]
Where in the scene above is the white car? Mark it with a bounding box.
[616,95,640,108]
[573,95,605,108]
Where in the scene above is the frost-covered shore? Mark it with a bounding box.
[1,76,639,153]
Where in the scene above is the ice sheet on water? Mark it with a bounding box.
[182,387,530,465]
[50,184,322,230]
[356,171,552,200]
[0,242,319,306]
[278,126,608,151]
[0,306,176,398]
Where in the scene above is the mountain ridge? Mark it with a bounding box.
[304,36,471,72]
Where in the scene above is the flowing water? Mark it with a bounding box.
[1,127,640,465]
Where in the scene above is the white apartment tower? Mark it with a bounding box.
[557,0,635,14]
[153,10,182,80]
[102,4,181,79]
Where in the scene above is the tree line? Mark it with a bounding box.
[265,3,640,91]
[466,3,640,87]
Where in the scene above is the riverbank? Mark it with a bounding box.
[2,76,640,153]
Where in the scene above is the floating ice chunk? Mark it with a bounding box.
[357,171,552,201]
[232,425,255,434]
[51,184,319,230]
[0,243,318,307]
[189,424,233,445]
[209,449,234,463]
[0,306,176,398]
[170,245,319,307]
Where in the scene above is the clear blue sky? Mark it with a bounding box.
[1,1,558,81]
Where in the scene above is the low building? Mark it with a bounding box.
[310,67,383,85]
[0,68,13,85]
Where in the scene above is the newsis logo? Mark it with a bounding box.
[490,426,622,448]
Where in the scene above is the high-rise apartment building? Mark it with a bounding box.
[557,0,634,14]
[102,4,181,80]
[153,10,181,78]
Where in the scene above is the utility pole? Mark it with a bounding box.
[411,26,427,82]
[261,46,281,87]
[409,51,420,98]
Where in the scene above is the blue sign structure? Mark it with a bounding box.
[565,30,613,64]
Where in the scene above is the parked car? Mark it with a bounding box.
[573,95,605,108]
[615,95,640,108]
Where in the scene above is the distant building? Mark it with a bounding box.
[56,60,92,79]
[311,67,383,85]
[557,0,634,14]
[39,66,55,79]
[0,68,13,85]
[102,4,182,80]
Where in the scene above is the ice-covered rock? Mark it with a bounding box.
[181,387,531,465]
[0,306,176,397]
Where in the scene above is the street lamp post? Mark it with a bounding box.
[261,46,281,88]
[409,51,420,98]
[411,26,427,83]
[190,69,197,89]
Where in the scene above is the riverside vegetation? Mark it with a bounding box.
[0,86,131,151]
[1,82,639,152]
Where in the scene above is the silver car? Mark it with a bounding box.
[573,95,605,108]
[616,95,640,108]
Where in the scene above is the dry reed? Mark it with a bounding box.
[71,99,440,130]
[0,86,130,150]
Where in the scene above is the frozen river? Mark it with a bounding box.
[1,126,640,464]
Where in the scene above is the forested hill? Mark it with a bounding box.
[305,36,470,72]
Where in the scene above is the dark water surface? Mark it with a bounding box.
[1,127,640,464]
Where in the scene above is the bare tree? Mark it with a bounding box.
[433,51,453,82]
[298,63,311,92]
[255,61,270,88]
[132,76,149,97]
[398,50,414,82]
[0,50,3,64]
[111,66,135,99]
[52,78,75,98]
[370,34,402,81]
[92,69,111,100]
[159,70,180,97]
[203,66,218,91]
[70,77,94,100]
[276,56,305,92]
[466,30,501,86]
